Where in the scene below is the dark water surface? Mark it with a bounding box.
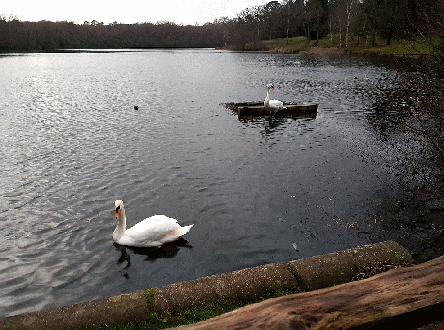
[1,49,401,317]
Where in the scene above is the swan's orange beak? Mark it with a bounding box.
[115,209,120,219]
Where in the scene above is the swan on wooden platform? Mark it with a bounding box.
[264,83,286,115]
[113,200,193,247]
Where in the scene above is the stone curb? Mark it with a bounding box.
[288,240,413,291]
[0,240,413,330]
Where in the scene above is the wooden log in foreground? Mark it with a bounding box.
[173,255,444,330]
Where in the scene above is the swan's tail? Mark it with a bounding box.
[160,224,194,244]
[177,224,194,237]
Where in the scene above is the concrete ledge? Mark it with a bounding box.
[0,241,413,330]
[153,262,299,314]
[0,291,148,330]
[288,240,413,291]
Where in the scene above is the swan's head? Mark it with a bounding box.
[267,84,274,90]
[115,200,124,218]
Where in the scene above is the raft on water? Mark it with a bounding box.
[225,102,318,117]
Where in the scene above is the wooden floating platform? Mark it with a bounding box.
[225,102,318,117]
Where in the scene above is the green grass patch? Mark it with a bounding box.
[83,299,245,330]
[358,37,438,56]
[255,36,310,52]
[143,299,245,329]
[143,288,156,313]
[262,36,307,47]
[255,35,442,56]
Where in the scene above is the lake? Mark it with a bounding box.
[0,49,410,317]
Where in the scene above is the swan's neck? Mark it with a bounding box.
[265,88,270,105]
[114,208,127,238]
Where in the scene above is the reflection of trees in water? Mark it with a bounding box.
[114,239,192,278]
[365,66,444,263]
[366,68,444,192]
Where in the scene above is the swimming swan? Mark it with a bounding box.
[113,200,193,247]
[264,84,286,114]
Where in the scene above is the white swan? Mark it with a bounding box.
[264,83,286,114]
[113,200,193,247]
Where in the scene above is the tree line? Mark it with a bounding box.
[1,0,443,51]
[224,0,444,50]
[0,16,226,50]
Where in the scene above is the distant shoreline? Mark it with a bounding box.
[219,35,441,58]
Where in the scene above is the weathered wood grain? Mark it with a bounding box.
[173,255,444,330]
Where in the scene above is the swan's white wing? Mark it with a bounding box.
[269,99,284,109]
[129,215,178,231]
[118,215,182,247]
[127,216,180,237]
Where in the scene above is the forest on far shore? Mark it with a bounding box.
[0,19,224,50]
[1,0,443,51]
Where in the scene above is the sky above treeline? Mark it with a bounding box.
[3,0,271,25]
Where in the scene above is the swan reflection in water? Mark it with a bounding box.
[114,238,193,277]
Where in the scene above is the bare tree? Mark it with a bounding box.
[344,0,358,48]
[283,0,305,43]
[304,0,324,43]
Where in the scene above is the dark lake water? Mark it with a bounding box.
[0,49,409,317]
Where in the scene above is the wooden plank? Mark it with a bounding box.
[238,104,317,116]
[173,255,444,330]
[225,102,318,117]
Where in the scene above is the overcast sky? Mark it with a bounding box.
[3,0,271,25]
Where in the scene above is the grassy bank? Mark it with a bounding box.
[245,35,442,56]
